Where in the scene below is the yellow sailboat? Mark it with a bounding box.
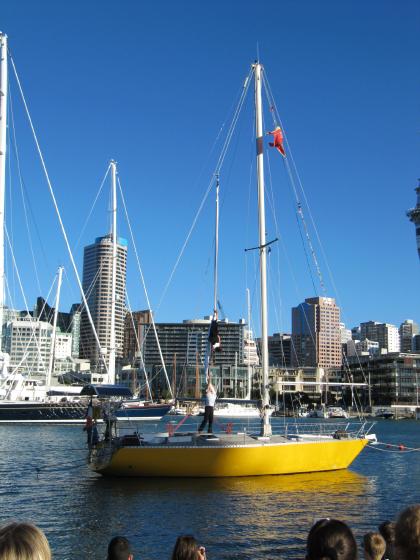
[89,62,375,477]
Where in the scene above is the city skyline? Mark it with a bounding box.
[2,0,419,337]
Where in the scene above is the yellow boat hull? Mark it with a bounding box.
[93,437,368,477]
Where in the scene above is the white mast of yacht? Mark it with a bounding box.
[254,62,271,436]
[246,287,252,400]
[213,174,220,318]
[46,266,63,388]
[108,160,117,385]
[0,34,8,343]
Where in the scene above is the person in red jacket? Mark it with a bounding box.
[267,126,286,157]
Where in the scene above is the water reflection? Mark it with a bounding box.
[89,468,367,497]
[74,470,370,559]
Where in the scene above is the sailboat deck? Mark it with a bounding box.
[112,422,373,450]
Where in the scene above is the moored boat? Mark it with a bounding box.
[88,61,375,477]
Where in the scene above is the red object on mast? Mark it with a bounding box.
[268,126,286,157]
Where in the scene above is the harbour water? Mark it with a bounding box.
[0,419,419,559]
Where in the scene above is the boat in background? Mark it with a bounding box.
[116,400,172,421]
[327,406,349,419]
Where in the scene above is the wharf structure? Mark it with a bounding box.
[407,179,420,261]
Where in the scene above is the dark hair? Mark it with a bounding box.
[395,504,420,560]
[362,532,386,560]
[378,521,395,544]
[107,536,132,560]
[306,519,358,560]
[171,535,200,560]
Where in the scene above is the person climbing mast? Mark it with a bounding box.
[267,125,286,157]
[208,310,222,353]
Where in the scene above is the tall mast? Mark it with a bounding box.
[46,266,63,388]
[0,34,8,342]
[108,160,117,384]
[213,174,220,316]
[246,287,251,400]
[254,62,271,436]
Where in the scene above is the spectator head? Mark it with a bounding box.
[0,521,51,560]
[306,518,358,560]
[107,536,133,560]
[378,521,395,545]
[362,532,386,560]
[395,504,420,560]
[171,535,205,560]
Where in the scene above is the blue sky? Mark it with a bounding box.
[2,0,419,335]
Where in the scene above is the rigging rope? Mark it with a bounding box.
[8,88,43,296]
[9,55,109,375]
[262,73,326,294]
[156,67,253,313]
[116,176,173,399]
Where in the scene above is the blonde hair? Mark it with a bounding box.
[362,532,386,560]
[0,522,51,560]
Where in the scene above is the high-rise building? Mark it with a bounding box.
[79,234,127,368]
[399,319,419,353]
[291,296,341,368]
[264,333,291,367]
[69,304,81,358]
[243,329,260,366]
[406,179,420,261]
[339,322,352,344]
[346,338,379,357]
[360,321,400,353]
[123,309,152,362]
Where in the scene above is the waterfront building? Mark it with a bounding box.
[291,296,341,368]
[406,179,420,261]
[140,317,245,369]
[344,352,420,406]
[5,317,52,374]
[34,298,81,359]
[399,319,419,353]
[123,309,152,362]
[360,321,400,353]
[4,315,74,376]
[79,234,127,369]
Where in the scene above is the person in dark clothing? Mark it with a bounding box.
[208,317,221,352]
[198,374,216,434]
[107,536,133,560]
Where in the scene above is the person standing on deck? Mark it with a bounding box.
[198,374,217,434]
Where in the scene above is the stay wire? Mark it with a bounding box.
[117,176,173,399]
[8,86,43,296]
[157,67,253,313]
